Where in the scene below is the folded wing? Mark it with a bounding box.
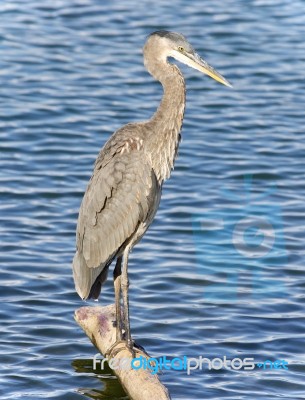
[73,146,159,299]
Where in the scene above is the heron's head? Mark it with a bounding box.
[144,30,231,87]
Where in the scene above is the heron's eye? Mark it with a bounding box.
[178,46,184,52]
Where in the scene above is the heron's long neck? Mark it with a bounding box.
[145,63,186,183]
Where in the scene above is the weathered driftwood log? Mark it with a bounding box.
[75,305,171,400]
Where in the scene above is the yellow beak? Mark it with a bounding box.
[173,50,232,88]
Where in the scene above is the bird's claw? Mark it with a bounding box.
[105,340,128,358]
[105,339,148,359]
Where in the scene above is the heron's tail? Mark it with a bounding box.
[72,250,108,300]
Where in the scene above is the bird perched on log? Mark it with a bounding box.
[73,30,231,352]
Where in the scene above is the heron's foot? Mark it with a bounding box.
[127,339,136,358]
[105,340,127,358]
[105,338,148,359]
[126,338,152,359]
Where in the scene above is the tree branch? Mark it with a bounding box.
[75,304,171,400]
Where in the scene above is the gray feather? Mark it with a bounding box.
[73,131,161,299]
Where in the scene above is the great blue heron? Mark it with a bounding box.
[73,30,231,352]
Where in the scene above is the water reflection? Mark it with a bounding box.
[72,359,128,400]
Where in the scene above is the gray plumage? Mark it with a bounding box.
[72,30,231,348]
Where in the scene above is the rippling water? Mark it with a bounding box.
[1,0,305,399]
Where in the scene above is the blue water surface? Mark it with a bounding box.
[1,0,305,399]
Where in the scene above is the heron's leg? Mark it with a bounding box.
[121,246,132,349]
[113,256,122,342]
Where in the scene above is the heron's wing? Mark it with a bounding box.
[73,146,159,298]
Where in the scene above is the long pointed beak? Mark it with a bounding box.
[190,53,232,87]
[173,50,232,88]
